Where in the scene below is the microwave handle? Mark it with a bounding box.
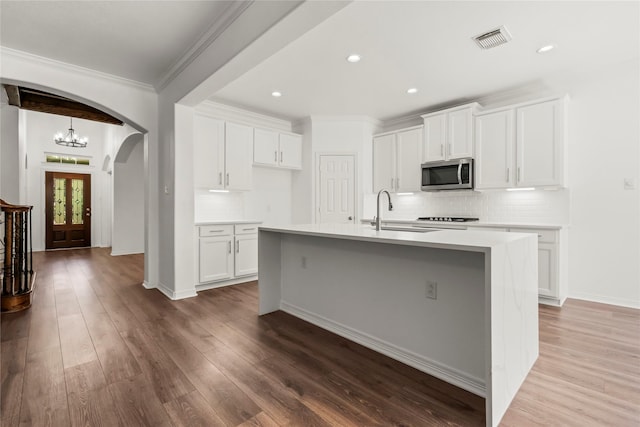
[457,162,462,185]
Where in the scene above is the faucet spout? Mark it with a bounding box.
[375,189,393,231]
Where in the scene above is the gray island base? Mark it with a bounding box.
[258,223,539,427]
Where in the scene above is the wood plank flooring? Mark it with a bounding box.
[1,248,639,426]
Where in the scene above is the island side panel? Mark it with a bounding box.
[258,230,282,315]
[487,236,539,427]
[278,233,487,396]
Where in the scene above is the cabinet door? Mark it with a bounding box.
[235,234,258,277]
[373,134,397,192]
[516,99,564,187]
[423,114,446,162]
[194,115,225,189]
[199,236,233,283]
[395,127,422,192]
[278,133,302,169]
[475,110,514,189]
[253,128,279,167]
[537,243,558,298]
[447,108,474,159]
[225,122,253,191]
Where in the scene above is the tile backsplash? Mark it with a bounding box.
[363,189,570,224]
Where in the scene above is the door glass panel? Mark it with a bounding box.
[53,178,66,225]
[71,179,84,225]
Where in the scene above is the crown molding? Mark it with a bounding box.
[196,100,293,132]
[154,1,253,92]
[379,113,424,133]
[0,47,155,93]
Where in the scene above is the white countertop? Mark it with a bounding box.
[196,220,262,226]
[259,223,535,253]
[361,218,568,230]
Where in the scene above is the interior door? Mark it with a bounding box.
[45,172,91,249]
[318,155,355,224]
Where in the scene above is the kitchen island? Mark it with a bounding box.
[258,224,539,427]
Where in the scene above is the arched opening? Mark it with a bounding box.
[0,79,153,287]
[112,133,144,255]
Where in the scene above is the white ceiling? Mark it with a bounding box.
[1,1,638,122]
[212,1,640,121]
[0,0,237,87]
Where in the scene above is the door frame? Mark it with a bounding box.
[40,163,97,251]
[314,152,358,224]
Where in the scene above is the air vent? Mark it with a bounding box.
[473,26,512,49]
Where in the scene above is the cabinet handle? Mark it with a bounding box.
[448,143,452,157]
[208,230,223,233]
[226,173,230,186]
[280,151,283,163]
[218,172,222,185]
[242,227,256,232]
[396,178,400,189]
[517,167,521,182]
[506,168,510,183]
[236,240,240,253]
[275,151,278,162]
[228,241,231,253]
[391,178,394,188]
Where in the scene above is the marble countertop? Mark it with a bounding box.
[196,220,262,226]
[361,218,568,230]
[259,223,535,253]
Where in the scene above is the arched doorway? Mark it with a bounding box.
[112,133,144,255]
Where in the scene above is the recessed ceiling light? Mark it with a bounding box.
[407,88,418,94]
[346,54,361,63]
[537,44,555,54]
[271,91,282,97]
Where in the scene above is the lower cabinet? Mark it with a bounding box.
[198,223,259,287]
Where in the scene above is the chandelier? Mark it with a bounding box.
[54,118,88,148]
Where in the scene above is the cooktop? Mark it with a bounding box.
[417,216,479,222]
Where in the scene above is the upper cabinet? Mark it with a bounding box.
[422,103,478,162]
[373,126,423,193]
[475,97,568,190]
[193,116,253,191]
[254,129,302,170]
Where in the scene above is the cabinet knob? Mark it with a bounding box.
[348,216,353,221]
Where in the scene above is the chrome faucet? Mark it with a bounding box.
[374,189,393,231]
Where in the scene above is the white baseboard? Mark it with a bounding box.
[110,249,144,256]
[196,275,258,292]
[152,281,197,300]
[142,281,154,290]
[568,292,640,309]
[280,301,486,397]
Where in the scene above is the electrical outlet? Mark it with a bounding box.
[301,256,307,269]
[426,281,437,299]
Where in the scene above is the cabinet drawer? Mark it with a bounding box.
[234,224,260,235]
[199,225,233,237]
[509,227,556,243]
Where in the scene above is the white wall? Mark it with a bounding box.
[112,134,144,255]
[0,100,19,203]
[559,59,639,307]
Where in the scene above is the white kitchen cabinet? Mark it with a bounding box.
[235,234,258,277]
[194,117,253,191]
[198,222,260,286]
[278,133,302,169]
[373,126,422,193]
[422,103,478,162]
[199,235,233,283]
[225,122,253,191]
[253,129,302,170]
[475,97,567,190]
[194,116,225,189]
[475,109,514,189]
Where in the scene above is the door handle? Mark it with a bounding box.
[85,208,91,217]
[457,163,462,185]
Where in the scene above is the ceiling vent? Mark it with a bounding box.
[473,26,512,49]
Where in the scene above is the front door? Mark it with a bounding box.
[318,155,355,224]
[45,172,91,249]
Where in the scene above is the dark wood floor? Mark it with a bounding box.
[1,248,639,426]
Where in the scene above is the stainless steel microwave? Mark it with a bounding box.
[421,158,474,191]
